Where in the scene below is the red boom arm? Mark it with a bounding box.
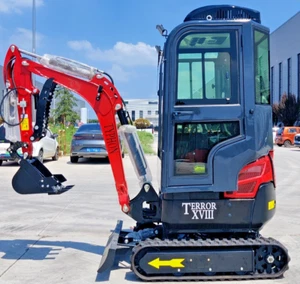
[3,45,130,212]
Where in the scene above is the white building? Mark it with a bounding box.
[124,99,159,127]
[270,12,300,103]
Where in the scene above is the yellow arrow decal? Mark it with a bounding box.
[148,258,185,269]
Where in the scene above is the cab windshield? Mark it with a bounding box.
[176,31,238,105]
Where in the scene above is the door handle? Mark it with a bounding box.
[172,111,194,117]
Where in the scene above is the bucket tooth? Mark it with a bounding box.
[12,159,73,195]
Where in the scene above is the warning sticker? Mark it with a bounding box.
[268,200,275,210]
[20,117,29,131]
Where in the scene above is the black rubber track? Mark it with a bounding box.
[131,236,290,281]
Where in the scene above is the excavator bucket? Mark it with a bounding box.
[12,158,73,194]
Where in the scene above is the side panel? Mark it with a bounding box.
[161,182,276,233]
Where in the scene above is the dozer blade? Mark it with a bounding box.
[98,220,131,273]
[12,158,73,195]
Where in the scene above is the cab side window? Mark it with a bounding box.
[254,30,270,104]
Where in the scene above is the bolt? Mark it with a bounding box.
[41,180,44,183]
[46,185,49,188]
[154,230,158,235]
[240,267,244,271]
[177,269,180,272]
[30,137,35,141]
[144,184,150,192]
[22,60,29,66]
[267,255,275,264]
[34,125,39,130]
[115,104,121,110]
[41,185,44,188]
[189,259,193,262]
[228,213,232,217]
[124,239,129,244]
[122,204,129,213]
[209,268,212,272]
[207,258,210,262]
[10,45,15,52]
[96,74,103,79]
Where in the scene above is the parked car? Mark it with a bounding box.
[294,133,300,147]
[70,123,124,163]
[0,125,59,165]
[275,126,300,147]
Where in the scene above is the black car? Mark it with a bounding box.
[70,123,124,163]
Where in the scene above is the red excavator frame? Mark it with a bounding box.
[3,45,130,211]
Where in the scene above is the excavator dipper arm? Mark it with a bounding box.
[3,45,130,211]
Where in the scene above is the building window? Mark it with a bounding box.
[147,110,151,115]
[254,30,270,104]
[298,54,300,101]
[279,62,282,100]
[288,58,292,95]
[139,110,143,118]
[271,66,274,102]
[155,110,159,115]
[132,110,135,121]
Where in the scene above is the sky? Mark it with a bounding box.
[0,0,299,115]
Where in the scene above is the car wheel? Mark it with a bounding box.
[0,160,2,166]
[70,156,78,163]
[52,147,59,161]
[37,149,44,163]
[284,140,292,147]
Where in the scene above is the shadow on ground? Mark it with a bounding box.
[0,239,133,282]
[66,157,110,165]
[0,239,104,260]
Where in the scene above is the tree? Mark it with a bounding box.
[134,118,151,129]
[53,86,80,126]
[273,93,300,126]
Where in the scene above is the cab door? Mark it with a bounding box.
[162,25,246,192]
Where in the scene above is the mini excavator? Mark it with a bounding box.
[1,5,290,281]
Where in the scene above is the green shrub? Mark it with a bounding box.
[134,118,151,129]
[136,131,155,155]
[49,124,76,155]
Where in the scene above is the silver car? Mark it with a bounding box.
[0,125,59,165]
[70,123,124,163]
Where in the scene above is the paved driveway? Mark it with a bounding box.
[0,147,299,284]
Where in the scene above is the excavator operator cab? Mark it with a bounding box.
[157,5,273,233]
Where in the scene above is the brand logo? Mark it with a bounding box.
[182,202,217,220]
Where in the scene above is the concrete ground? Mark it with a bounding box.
[0,146,299,284]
